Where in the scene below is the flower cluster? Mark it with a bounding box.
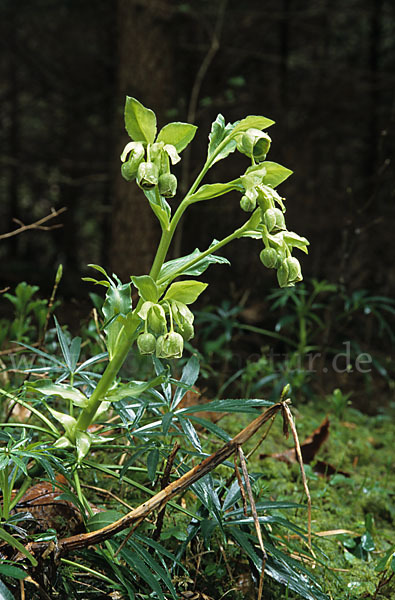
[121,141,179,198]
[137,300,194,359]
[235,128,308,287]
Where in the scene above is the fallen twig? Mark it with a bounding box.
[281,401,312,550]
[26,401,284,556]
[237,445,267,600]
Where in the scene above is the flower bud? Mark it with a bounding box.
[137,161,159,189]
[277,260,290,288]
[158,173,178,198]
[285,256,302,283]
[263,208,277,232]
[240,194,256,212]
[156,331,184,359]
[148,304,167,335]
[179,321,194,341]
[260,247,279,269]
[274,208,286,229]
[120,142,145,181]
[137,332,156,355]
[237,128,271,162]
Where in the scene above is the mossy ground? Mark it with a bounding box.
[195,396,395,599]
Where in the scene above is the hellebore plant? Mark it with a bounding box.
[29,97,309,460]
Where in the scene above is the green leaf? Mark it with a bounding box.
[261,161,293,188]
[189,180,243,203]
[53,316,72,370]
[207,114,237,164]
[76,430,92,463]
[131,275,159,302]
[171,355,200,410]
[231,115,275,135]
[180,398,273,414]
[156,122,197,152]
[124,96,157,143]
[47,408,77,437]
[147,448,159,482]
[162,412,174,435]
[0,527,37,566]
[102,281,132,359]
[29,381,88,407]
[143,189,171,230]
[106,375,164,402]
[87,510,124,532]
[164,281,208,304]
[159,246,230,282]
[0,564,26,580]
[0,579,16,600]
[177,415,202,452]
[283,231,310,254]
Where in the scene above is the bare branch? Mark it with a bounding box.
[0,207,67,240]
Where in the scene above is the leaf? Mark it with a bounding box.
[29,381,88,407]
[87,510,124,532]
[156,122,197,152]
[143,188,171,230]
[131,275,159,302]
[189,180,243,202]
[232,115,275,135]
[69,336,82,371]
[177,415,202,452]
[283,231,310,254]
[106,374,164,402]
[102,281,132,359]
[0,579,16,600]
[162,411,174,435]
[76,430,92,462]
[53,316,72,370]
[124,96,157,143]
[261,161,293,188]
[207,113,237,164]
[171,355,200,410]
[0,527,37,566]
[121,544,166,599]
[47,407,77,437]
[0,564,26,580]
[147,448,159,482]
[164,280,208,304]
[180,398,273,414]
[159,245,230,282]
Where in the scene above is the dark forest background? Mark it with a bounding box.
[0,0,394,309]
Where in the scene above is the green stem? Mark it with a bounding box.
[73,132,238,436]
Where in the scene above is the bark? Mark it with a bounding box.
[110,0,175,279]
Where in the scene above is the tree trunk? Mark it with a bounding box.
[110,0,174,280]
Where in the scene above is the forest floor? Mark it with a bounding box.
[188,394,395,599]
